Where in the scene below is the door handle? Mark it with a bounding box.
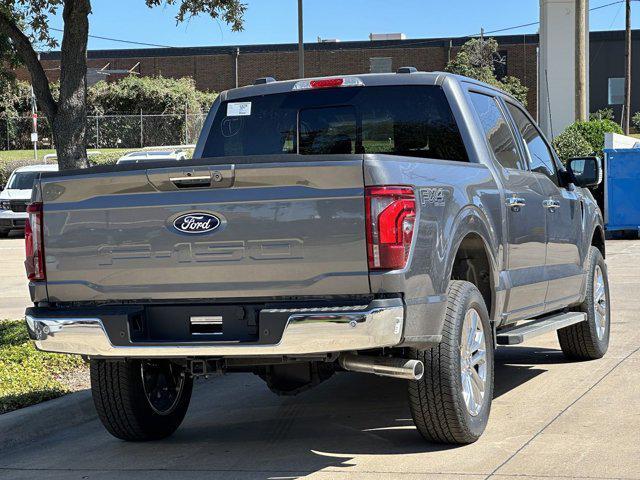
[169,175,212,188]
[506,197,526,211]
[543,199,561,210]
[147,165,235,191]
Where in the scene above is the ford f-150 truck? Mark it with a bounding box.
[24,71,610,445]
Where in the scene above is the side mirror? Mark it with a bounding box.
[566,157,602,188]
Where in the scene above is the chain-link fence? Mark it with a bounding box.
[0,113,207,150]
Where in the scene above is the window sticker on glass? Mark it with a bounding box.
[227,102,252,116]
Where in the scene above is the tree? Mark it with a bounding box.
[446,37,529,106]
[554,119,623,162]
[0,1,245,170]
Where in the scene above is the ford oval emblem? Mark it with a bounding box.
[173,212,221,234]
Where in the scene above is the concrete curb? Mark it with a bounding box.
[0,389,96,452]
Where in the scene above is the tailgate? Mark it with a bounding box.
[40,157,370,302]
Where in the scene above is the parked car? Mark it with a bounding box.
[0,164,58,237]
[116,149,187,165]
[24,71,609,445]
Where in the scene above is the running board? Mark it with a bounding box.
[496,312,587,345]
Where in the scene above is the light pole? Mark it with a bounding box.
[298,0,304,78]
[575,0,588,122]
[624,0,632,134]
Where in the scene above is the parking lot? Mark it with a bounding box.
[0,238,639,480]
[0,233,30,320]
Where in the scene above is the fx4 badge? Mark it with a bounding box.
[420,188,446,207]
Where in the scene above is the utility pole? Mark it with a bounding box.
[624,0,632,135]
[31,52,40,161]
[30,85,38,161]
[234,47,240,88]
[297,0,304,78]
[575,0,588,122]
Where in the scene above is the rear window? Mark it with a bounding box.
[202,85,468,162]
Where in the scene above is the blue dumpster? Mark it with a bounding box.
[604,148,640,232]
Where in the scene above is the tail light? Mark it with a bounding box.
[366,186,416,270]
[25,202,45,281]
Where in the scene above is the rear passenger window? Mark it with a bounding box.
[469,92,526,171]
[506,103,560,186]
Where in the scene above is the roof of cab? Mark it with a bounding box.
[220,71,512,102]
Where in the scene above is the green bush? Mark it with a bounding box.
[589,108,614,121]
[560,119,622,159]
[632,112,640,131]
[87,76,216,115]
[552,130,593,163]
[1,76,217,150]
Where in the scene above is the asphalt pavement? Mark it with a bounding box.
[0,239,639,479]
[0,234,30,320]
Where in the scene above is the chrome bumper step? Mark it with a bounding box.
[25,300,405,358]
[496,312,587,345]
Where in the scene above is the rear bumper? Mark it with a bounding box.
[25,299,405,358]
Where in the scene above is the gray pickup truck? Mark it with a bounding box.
[24,71,610,445]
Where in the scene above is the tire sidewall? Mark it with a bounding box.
[583,248,611,356]
[449,284,494,439]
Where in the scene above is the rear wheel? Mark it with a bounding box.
[408,280,494,444]
[90,359,193,441]
[558,246,610,360]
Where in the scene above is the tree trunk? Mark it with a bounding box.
[54,0,92,170]
[0,1,91,170]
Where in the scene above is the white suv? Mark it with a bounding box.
[0,164,58,237]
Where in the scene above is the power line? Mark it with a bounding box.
[49,27,176,49]
[363,0,626,51]
[47,0,627,52]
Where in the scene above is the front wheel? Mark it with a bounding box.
[558,246,610,360]
[90,359,193,441]
[408,280,494,444]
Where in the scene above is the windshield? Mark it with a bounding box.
[202,85,468,162]
[7,171,39,190]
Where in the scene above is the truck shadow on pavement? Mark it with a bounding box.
[1,345,567,479]
[87,346,564,477]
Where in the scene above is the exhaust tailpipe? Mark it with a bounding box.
[339,353,424,381]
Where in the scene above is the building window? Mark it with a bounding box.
[370,57,392,73]
[494,50,508,80]
[608,78,625,105]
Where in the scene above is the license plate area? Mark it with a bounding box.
[128,305,258,343]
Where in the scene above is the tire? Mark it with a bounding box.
[557,246,610,360]
[408,280,494,444]
[90,359,193,441]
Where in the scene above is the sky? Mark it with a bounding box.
[47,0,640,51]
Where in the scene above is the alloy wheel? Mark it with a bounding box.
[593,264,608,340]
[140,361,186,415]
[460,308,487,416]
